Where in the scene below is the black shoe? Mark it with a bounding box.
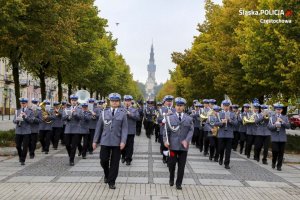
[20,162,25,166]
[78,151,82,156]
[121,157,125,163]
[104,177,108,183]
[219,160,223,165]
[82,156,86,159]
[277,167,282,171]
[30,155,34,159]
[247,155,250,159]
[109,185,116,189]
[214,158,218,162]
[42,149,45,152]
[225,165,230,169]
[169,180,174,186]
[272,163,275,169]
[176,185,182,190]
[254,158,259,162]
[262,160,268,165]
[126,161,131,166]
[200,149,203,153]
[240,150,243,154]
[209,157,212,161]
[45,152,48,154]
[69,162,74,166]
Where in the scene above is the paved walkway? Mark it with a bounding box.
[0,131,300,199]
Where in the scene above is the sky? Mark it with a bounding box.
[95,0,223,84]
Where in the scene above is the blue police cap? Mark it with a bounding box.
[157,101,162,106]
[98,100,105,104]
[61,100,67,105]
[163,95,174,102]
[88,98,95,103]
[175,97,186,105]
[53,101,60,106]
[243,103,250,108]
[81,103,88,107]
[273,103,284,109]
[19,97,28,103]
[213,105,221,111]
[124,95,133,101]
[253,103,260,108]
[222,100,231,106]
[70,94,78,100]
[260,104,268,109]
[203,99,210,104]
[195,103,202,107]
[231,104,239,109]
[31,98,39,104]
[109,93,121,101]
[193,100,199,104]
[209,99,217,104]
[147,99,155,104]
[43,100,50,105]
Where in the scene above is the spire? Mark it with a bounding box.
[149,42,155,65]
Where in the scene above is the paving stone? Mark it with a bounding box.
[7,176,55,182]
[246,181,292,188]
[199,179,243,186]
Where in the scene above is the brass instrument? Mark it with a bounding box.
[39,102,52,124]
[242,113,256,125]
[200,108,213,121]
[55,104,62,116]
[209,113,220,137]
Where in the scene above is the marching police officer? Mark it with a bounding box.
[231,105,240,151]
[218,100,238,169]
[136,100,144,136]
[121,95,140,165]
[154,101,163,142]
[203,99,213,156]
[163,97,193,190]
[52,101,63,150]
[29,98,40,159]
[38,100,54,154]
[63,94,83,166]
[93,93,128,189]
[144,99,156,138]
[78,102,92,159]
[190,102,203,149]
[254,105,271,164]
[60,100,67,145]
[13,98,34,165]
[237,104,250,154]
[87,98,99,154]
[268,103,290,171]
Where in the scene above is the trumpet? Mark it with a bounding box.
[275,117,283,132]
[16,110,25,127]
[224,111,230,131]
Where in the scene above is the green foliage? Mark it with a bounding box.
[0,129,15,147]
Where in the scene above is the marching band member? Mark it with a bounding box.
[207,105,222,162]
[190,102,202,149]
[245,103,260,159]
[268,103,290,171]
[188,99,199,115]
[237,104,250,154]
[203,99,214,156]
[29,98,40,159]
[87,98,99,154]
[38,100,54,154]
[60,101,67,145]
[231,105,240,151]
[13,98,34,165]
[121,95,140,165]
[144,99,156,138]
[254,104,271,164]
[158,95,176,164]
[154,101,163,142]
[218,100,238,169]
[52,101,63,150]
[63,94,83,166]
[136,100,144,136]
[163,97,193,190]
[78,102,92,159]
[93,93,128,189]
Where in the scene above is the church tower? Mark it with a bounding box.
[145,43,157,98]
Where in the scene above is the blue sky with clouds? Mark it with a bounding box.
[95,0,222,84]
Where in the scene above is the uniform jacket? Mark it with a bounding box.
[13,107,34,135]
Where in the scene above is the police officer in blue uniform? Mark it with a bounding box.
[13,98,34,165]
[231,105,240,151]
[163,97,193,190]
[63,94,83,166]
[52,101,64,150]
[144,99,156,138]
[268,103,290,171]
[93,93,128,189]
[190,102,203,149]
[218,100,238,169]
[87,98,99,154]
[237,104,250,154]
[29,98,40,158]
[154,101,163,142]
[78,102,92,159]
[38,100,54,154]
[121,95,140,165]
[136,100,144,136]
[203,99,214,156]
[60,100,67,145]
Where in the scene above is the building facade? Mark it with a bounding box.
[145,44,157,99]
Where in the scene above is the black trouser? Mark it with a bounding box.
[77,134,89,157]
[145,121,154,138]
[29,132,38,157]
[239,132,247,154]
[254,135,270,162]
[218,138,232,166]
[52,127,63,149]
[160,134,168,162]
[15,134,30,162]
[203,131,210,155]
[88,129,95,153]
[209,136,219,161]
[198,129,204,151]
[136,120,142,136]
[192,127,200,148]
[154,124,160,141]
[168,150,187,187]
[100,145,121,186]
[61,125,66,144]
[121,135,135,162]
[272,142,285,169]
[232,131,240,150]
[245,135,255,157]
[64,134,81,162]
[39,130,51,153]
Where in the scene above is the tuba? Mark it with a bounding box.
[242,113,256,125]
[76,90,90,104]
[39,102,52,124]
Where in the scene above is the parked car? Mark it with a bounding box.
[289,115,300,130]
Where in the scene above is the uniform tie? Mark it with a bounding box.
[112,109,115,116]
[179,113,182,121]
[22,108,25,112]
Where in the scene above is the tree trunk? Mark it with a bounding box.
[39,67,46,100]
[83,85,86,90]
[258,95,264,104]
[68,84,72,102]
[10,48,21,109]
[57,70,63,102]
[89,89,93,98]
[96,91,99,99]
